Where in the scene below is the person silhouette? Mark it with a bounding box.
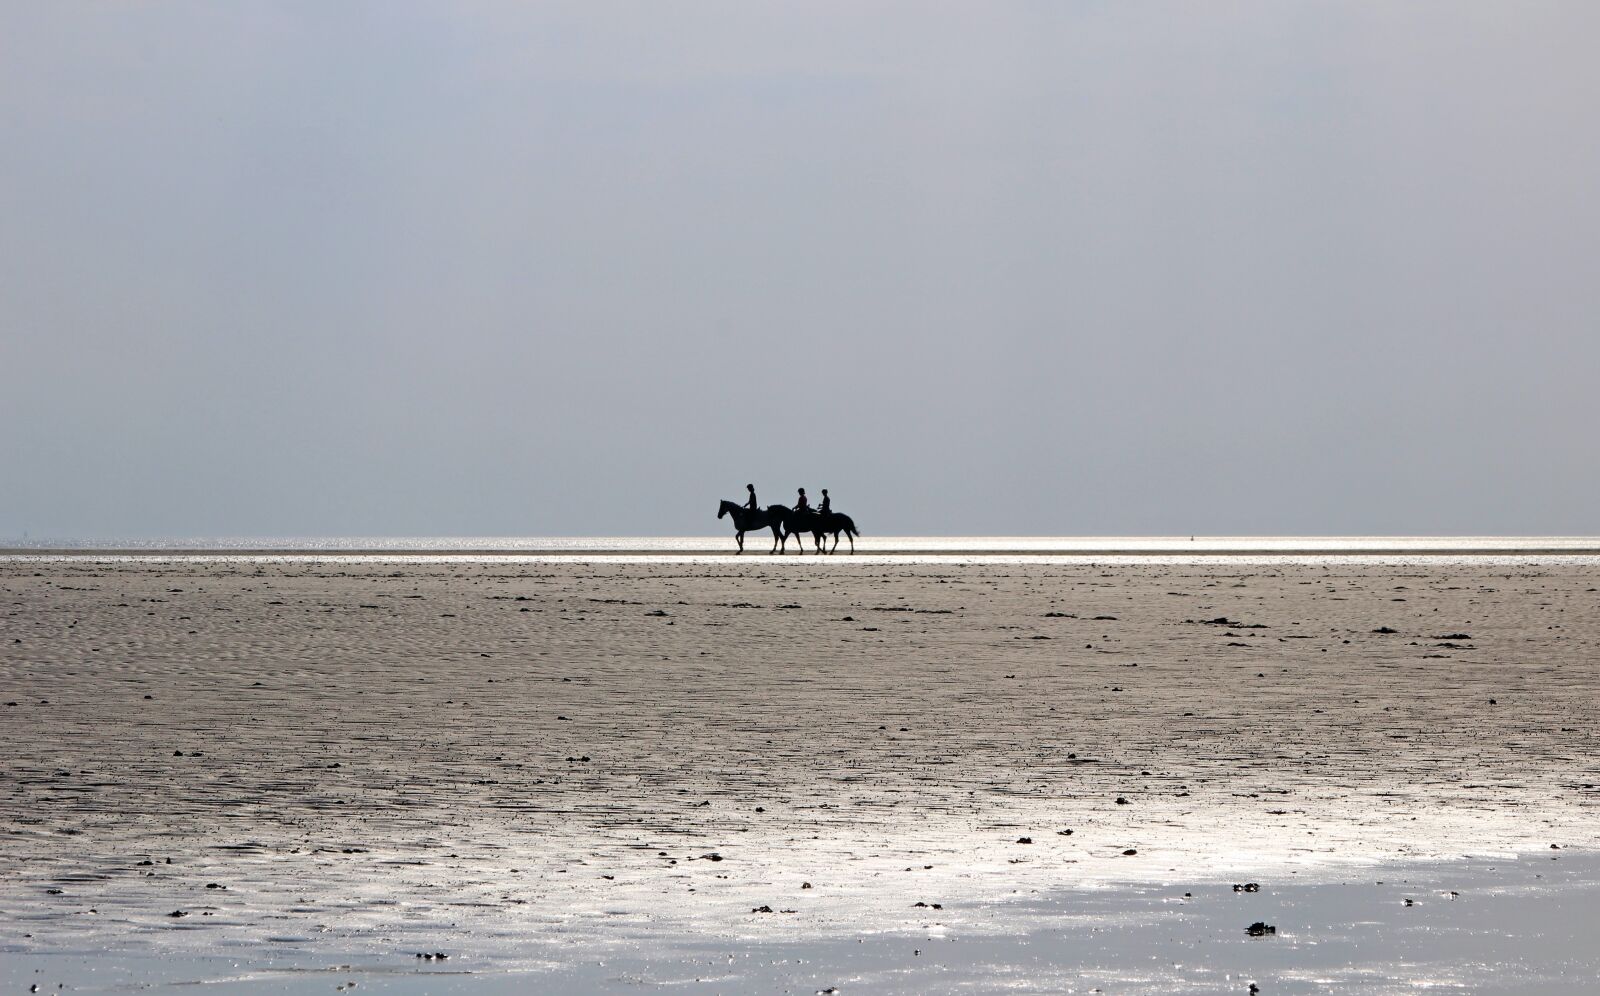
[745,483,759,511]
[818,489,831,515]
[794,487,810,512]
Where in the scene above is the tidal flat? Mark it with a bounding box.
[3,555,1597,992]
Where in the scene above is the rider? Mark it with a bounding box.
[794,487,810,513]
[818,489,831,515]
[745,483,759,511]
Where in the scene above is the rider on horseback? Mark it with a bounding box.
[745,483,759,511]
[794,487,810,513]
[818,489,831,515]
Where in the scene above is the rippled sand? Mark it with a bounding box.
[2,556,1597,987]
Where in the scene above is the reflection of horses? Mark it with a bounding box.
[717,500,784,554]
[776,507,861,554]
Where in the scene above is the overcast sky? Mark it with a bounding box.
[3,2,1597,538]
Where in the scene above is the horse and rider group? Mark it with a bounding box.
[717,484,860,554]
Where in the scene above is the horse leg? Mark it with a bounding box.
[736,530,744,553]
[770,525,780,554]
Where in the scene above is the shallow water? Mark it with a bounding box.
[6,852,1596,994]
[8,534,1600,572]
[7,534,1600,555]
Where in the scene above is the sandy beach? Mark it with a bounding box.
[3,553,1598,992]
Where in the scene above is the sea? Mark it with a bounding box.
[4,536,1599,565]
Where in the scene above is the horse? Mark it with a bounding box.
[717,499,785,554]
[773,505,823,554]
[774,506,858,554]
[814,511,860,554]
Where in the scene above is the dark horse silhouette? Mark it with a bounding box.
[773,505,820,554]
[815,511,860,554]
[717,499,785,554]
[775,507,860,554]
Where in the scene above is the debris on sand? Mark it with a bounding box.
[1245,921,1277,936]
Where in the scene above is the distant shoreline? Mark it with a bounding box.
[6,544,1600,558]
[7,535,1600,559]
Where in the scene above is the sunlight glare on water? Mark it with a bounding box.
[7,535,1600,554]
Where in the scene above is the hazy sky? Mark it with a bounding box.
[3,2,1598,537]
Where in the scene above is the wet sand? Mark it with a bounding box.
[7,852,1598,993]
[3,555,1597,990]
